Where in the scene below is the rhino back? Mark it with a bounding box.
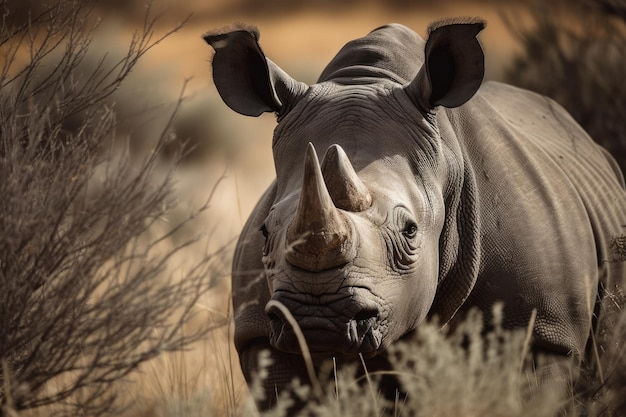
[442,81,626,354]
[463,81,626,260]
[317,23,425,84]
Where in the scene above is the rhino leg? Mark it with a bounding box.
[239,339,311,411]
[528,350,577,399]
[240,339,400,412]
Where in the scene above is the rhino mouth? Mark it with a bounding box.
[266,292,384,357]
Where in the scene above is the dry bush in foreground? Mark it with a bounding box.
[247,307,550,417]
[137,303,625,417]
[0,1,220,415]
[504,0,626,173]
[241,304,625,417]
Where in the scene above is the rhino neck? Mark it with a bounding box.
[427,110,483,325]
[318,24,425,85]
[319,66,409,86]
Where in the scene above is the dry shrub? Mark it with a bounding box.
[249,306,562,417]
[573,271,626,417]
[0,1,222,415]
[504,0,626,173]
[244,305,626,417]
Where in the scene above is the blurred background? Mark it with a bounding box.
[3,0,625,415]
[9,0,623,234]
[50,0,622,224]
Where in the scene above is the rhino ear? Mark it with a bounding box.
[204,26,308,117]
[405,18,485,110]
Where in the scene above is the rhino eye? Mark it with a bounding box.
[402,222,418,239]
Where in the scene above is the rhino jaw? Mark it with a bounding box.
[285,143,355,272]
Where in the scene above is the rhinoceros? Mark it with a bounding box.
[204,19,626,410]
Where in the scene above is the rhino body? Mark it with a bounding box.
[204,20,626,410]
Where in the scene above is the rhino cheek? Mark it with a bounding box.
[386,245,440,342]
[408,247,440,328]
[346,218,431,343]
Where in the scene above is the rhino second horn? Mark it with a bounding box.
[321,144,372,212]
[286,143,352,272]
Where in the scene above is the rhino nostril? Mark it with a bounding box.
[354,309,378,322]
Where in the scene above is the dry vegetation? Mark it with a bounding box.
[0,1,226,415]
[231,304,626,417]
[1,0,625,416]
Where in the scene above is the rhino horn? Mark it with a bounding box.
[286,143,352,272]
[321,144,372,212]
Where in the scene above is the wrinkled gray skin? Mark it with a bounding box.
[204,20,626,410]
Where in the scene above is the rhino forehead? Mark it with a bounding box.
[272,83,434,171]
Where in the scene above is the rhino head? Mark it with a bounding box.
[205,20,485,359]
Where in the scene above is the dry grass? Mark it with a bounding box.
[233,306,624,417]
[128,301,625,417]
